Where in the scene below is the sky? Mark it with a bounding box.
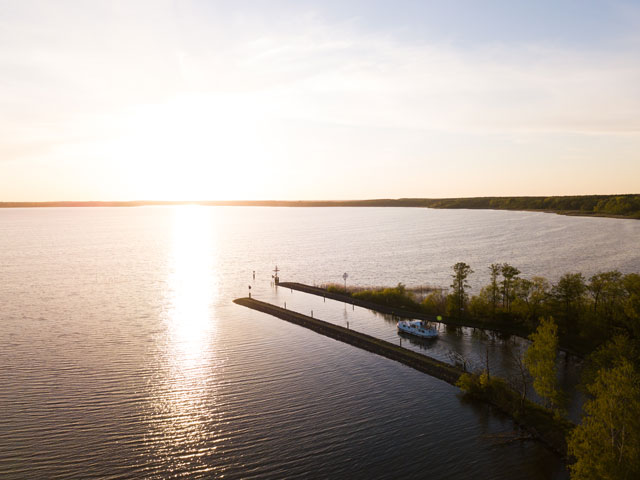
[1,0,639,201]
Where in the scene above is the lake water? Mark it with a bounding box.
[1,207,639,479]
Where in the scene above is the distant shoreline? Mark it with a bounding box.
[1,195,639,219]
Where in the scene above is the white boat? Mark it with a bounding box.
[397,319,438,338]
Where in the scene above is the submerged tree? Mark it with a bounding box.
[524,317,563,413]
[450,262,474,318]
[508,347,530,412]
[568,361,640,480]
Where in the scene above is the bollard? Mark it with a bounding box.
[311,310,313,318]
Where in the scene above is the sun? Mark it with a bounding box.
[107,93,275,200]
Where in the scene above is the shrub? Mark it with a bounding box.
[456,373,481,394]
[353,283,420,310]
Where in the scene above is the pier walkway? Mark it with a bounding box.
[233,297,462,385]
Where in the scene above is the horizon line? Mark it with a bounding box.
[1,193,639,207]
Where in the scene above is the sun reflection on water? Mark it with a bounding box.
[167,206,217,361]
[146,206,222,473]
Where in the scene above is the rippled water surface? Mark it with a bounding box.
[1,207,639,479]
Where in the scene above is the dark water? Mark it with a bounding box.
[2,206,639,479]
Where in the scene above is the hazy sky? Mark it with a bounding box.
[1,0,639,201]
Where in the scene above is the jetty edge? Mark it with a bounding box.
[233,296,573,456]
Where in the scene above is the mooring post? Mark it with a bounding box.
[311,310,313,318]
[284,302,286,309]
[347,321,349,329]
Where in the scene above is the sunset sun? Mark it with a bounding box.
[106,94,275,200]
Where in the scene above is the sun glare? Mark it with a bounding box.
[167,205,217,356]
[109,94,275,200]
[146,206,222,467]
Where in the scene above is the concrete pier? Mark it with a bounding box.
[233,297,462,385]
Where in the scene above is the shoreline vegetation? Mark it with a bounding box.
[1,194,639,219]
[281,281,534,343]
[298,263,640,358]
[280,264,640,476]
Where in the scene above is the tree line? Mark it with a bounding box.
[417,194,640,218]
[425,262,640,354]
[445,262,640,479]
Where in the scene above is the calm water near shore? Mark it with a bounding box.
[2,207,640,479]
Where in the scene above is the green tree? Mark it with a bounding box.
[524,317,563,413]
[468,286,492,318]
[588,271,623,315]
[582,335,639,387]
[568,361,640,480]
[488,263,501,318]
[553,273,586,333]
[450,262,473,318]
[512,276,550,326]
[501,263,521,313]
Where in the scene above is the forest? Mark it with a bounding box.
[329,264,640,479]
[413,194,640,218]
